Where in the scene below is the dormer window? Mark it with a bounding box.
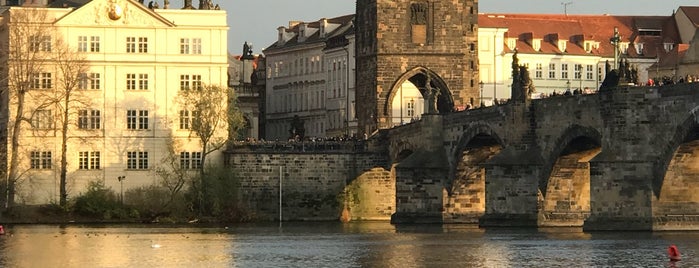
[557,40,567,52]
[507,38,516,50]
[619,42,629,54]
[532,39,541,51]
[664,43,675,52]
[635,43,644,55]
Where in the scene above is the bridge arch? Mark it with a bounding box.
[538,124,601,226]
[654,109,699,222]
[383,67,455,125]
[443,123,504,223]
[540,125,602,195]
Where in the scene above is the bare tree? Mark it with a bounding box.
[153,136,191,209]
[176,83,244,175]
[51,35,91,207]
[0,8,55,207]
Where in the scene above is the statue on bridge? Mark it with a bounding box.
[425,73,440,114]
[600,58,639,91]
[510,50,535,102]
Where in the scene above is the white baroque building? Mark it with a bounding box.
[479,13,684,104]
[0,0,229,204]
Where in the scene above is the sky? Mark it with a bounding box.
[166,0,699,55]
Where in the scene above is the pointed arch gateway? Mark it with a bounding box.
[383,67,455,126]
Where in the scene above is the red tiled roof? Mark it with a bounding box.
[479,13,680,58]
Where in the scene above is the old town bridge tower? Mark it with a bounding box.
[355,0,479,135]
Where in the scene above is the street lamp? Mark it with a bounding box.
[479,81,484,107]
[117,176,126,203]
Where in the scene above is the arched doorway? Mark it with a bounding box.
[385,67,454,127]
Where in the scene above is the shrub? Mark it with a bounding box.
[73,180,131,220]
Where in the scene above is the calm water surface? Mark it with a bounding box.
[0,222,696,267]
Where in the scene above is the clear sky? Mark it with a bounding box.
[166,0,699,55]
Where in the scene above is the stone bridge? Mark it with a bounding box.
[387,84,699,231]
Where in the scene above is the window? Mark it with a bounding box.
[180,38,190,54]
[561,64,568,79]
[78,109,101,129]
[79,73,100,90]
[78,36,88,52]
[138,37,148,53]
[180,75,190,90]
[127,74,148,90]
[127,110,148,130]
[126,37,136,53]
[127,74,136,90]
[620,42,629,54]
[90,36,100,52]
[138,74,148,90]
[127,37,148,53]
[79,151,100,170]
[179,110,199,129]
[548,63,556,79]
[30,151,52,169]
[179,74,202,90]
[586,65,594,80]
[29,35,51,52]
[636,43,644,54]
[574,64,582,79]
[31,109,52,129]
[192,38,202,54]
[127,151,148,170]
[180,152,202,169]
[192,75,201,90]
[407,100,415,117]
[31,72,52,89]
[535,63,543,79]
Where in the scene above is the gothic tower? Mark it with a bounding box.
[355,0,479,135]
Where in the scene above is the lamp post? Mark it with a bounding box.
[479,81,484,107]
[117,176,126,203]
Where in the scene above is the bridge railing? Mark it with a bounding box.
[226,139,369,153]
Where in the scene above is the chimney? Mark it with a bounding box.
[320,18,328,38]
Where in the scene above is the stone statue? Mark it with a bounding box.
[153,1,159,8]
[183,0,194,9]
[214,4,220,10]
[164,0,169,9]
[605,60,611,75]
[148,1,153,8]
[425,74,440,114]
[510,50,533,102]
[199,0,212,10]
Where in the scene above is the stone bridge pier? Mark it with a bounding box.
[387,85,699,231]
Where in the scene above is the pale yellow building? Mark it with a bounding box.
[0,0,228,204]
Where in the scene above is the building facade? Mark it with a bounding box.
[0,0,229,204]
[479,13,684,103]
[263,15,356,140]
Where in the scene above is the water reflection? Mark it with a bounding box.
[0,223,697,267]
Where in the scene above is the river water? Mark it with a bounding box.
[0,222,695,267]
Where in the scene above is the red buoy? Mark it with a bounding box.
[668,245,681,262]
